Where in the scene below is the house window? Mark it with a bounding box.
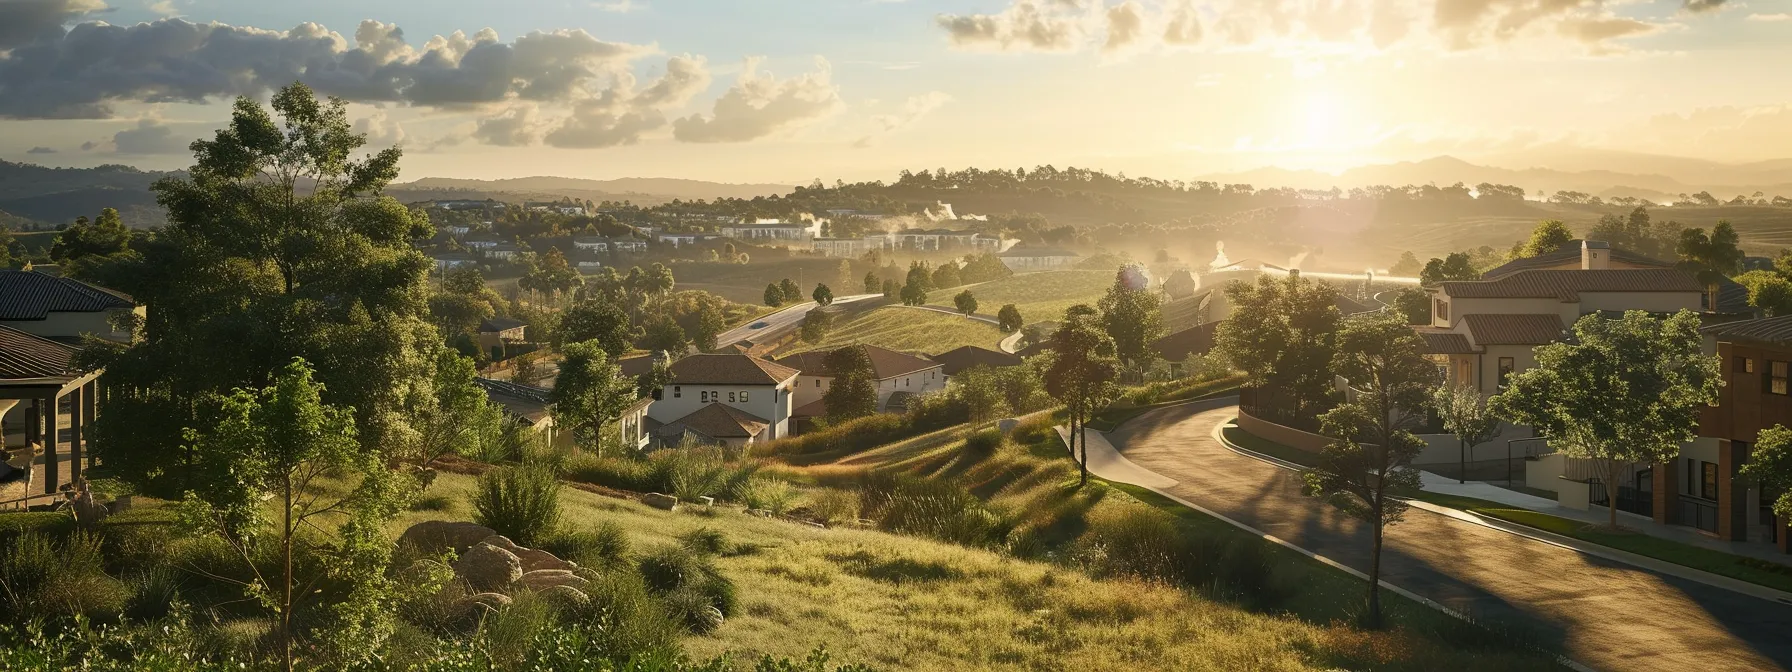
[700,391,711,403]
[673,386,681,399]
[740,391,749,402]
[1685,458,1695,496]
[1498,357,1515,390]
[1434,299,1449,321]
[1773,361,1789,395]
[1701,461,1719,501]
[1734,356,1755,374]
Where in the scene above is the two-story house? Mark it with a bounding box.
[775,345,946,421]
[1675,317,1792,552]
[647,354,800,447]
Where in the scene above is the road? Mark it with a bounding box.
[715,294,881,348]
[1099,401,1792,672]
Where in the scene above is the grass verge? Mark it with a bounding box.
[1219,423,1322,468]
[1084,377,1245,431]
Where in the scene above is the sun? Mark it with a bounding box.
[1298,90,1344,147]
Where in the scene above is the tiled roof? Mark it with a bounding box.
[1334,294,1377,316]
[1441,269,1701,301]
[775,345,939,380]
[479,317,526,333]
[1702,315,1792,346]
[0,270,134,320]
[792,397,827,418]
[0,325,77,380]
[1414,329,1476,355]
[1462,314,1566,345]
[1151,322,1221,363]
[669,353,799,386]
[1480,240,1671,279]
[661,403,769,439]
[931,345,1023,376]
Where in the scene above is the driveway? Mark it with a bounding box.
[1103,401,1792,672]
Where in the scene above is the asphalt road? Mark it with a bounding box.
[1104,402,1792,672]
[714,293,880,348]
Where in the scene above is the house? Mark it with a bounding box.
[997,247,1081,271]
[931,345,1022,378]
[610,238,648,253]
[1,325,103,501]
[477,317,528,362]
[485,243,521,261]
[775,345,946,416]
[0,270,141,343]
[1151,322,1222,375]
[811,237,869,258]
[429,199,490,211]
[572,236,609,252]
[474,377,559,443]
[657,233,698,247]
[463,236,501,250]
[1479,239,1750,314]
[719,220,811,241]
[441,224,471,236]
[646,354,800,447]
[527,202,586,216]
[432,253,476,272]
[1676,316,1792,552]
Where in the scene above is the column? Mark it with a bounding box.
[40,394,58,495]
[69,384,84,483]
[1653,459,1679,526]
[1718,440,1748,542]
[82,381,97,468]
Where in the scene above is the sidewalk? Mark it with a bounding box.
[1054,426,1176,488]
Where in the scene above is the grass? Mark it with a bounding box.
[1219,424,1322,468]
[1406,491,1792,595]
[925,270,1113,324]
[781,305,1004,355]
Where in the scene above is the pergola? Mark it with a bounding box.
[1,325,101,506]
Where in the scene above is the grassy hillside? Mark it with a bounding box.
[926,270,1112,324]
[781,306,1005,355]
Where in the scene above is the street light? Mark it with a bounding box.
[1505,437,1549,489]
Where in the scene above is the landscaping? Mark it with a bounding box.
[779,306,1005,355]
[925,270,1113,325]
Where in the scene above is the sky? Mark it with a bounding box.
[2,0,1791,184]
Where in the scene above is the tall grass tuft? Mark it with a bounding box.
[734,476,801,514]
[472,464,563,547]
[541,521,632,568]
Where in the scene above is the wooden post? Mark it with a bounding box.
[40,393,58,495]
[83,381,97,468]
[69,384,84,483]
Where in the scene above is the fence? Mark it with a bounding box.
[1677,498,1719,534]
[1586,478,1653,517]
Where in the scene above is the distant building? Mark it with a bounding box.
[432,253,477,272]
[893,228,997,252]
[527,202,586,216]
[477,317,528,362]
[440,224,471,237]
[572,236,608,252]
[719,220,812,241]
[997,247,1081,271]
[463,236,501,250]
[485,243,521,261]
[429,199,490,211]
[658,233,698,247]
[610,238,648,253]
[931,345,1023,379]
[811,237,869,258]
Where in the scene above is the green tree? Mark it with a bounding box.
[881,278,899,300]
[639,315,689,354]
[1419,252,1479,285]
[905,261,934,294]
[50,208,131,262]
[1389,286,1430,325]
[1518,219,1574,258]
[1737,270,1792,316]
[1741,425,1792,519]
[822,346,878,423]
[511,351,544,386]
[518,247,582,297]
[691,301,727,352]
[997,303,1023,333]
[954,365,1007,427]
[800,308,833,344]
[406,350,506,471]
[1490,310,1721,529]
[178,359,409,671]
[645,262,676,301]
[551,340,640,456]
[863,271,880,294]
[1300,312,1434,629]
[1389,251,1423,277]
[1044,305,1119,486]
[1678,221,1744,286]
[836,259,855,292]
[1587,207,1678,260]
[558,300,633,357]
[1431,383,1498,485]
[1215,274,1340,417]
[1097,269,1164,367]
[900,279,928,306]
[779,278,802,304]
[954,289,978,316]
[932,261,962,289]
[812,283,834,307]
[765,282,785,307]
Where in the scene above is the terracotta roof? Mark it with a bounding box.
[1441,269,1701,301]
[1414,329,1476,355]
[0,270,134,320]
[1152,322,1221,363]
[669,353,799,386]
[660,403,769,439]
[479,317,526,333]
[1703,315,1792,346]
[1479,241,1749,313]
[1462,314,1565,345]
[618,354,659,378]
[931,345,1023,376]
[792,397,827,418]
[0,325,77,381]
[775,345,940,380]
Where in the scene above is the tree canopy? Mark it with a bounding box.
[1518,219,1574,258]
[822,346,878,423]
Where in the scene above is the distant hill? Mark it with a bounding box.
[1199,155,1792,201]
[0,160,177,227]
[395,176,793,203]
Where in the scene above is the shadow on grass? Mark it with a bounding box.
[826,549,963,584]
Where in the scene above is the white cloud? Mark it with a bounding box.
[1748,13,1791,21]
[472,105,541,146]
[590,0,640,12]
[109,117,199,154]
[672,57,844,143]
[353,109,407,146]
[855,91,951,147]
[543,55,712,148]
[146,0,179,17]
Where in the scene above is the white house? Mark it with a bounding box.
[720,220,812,242]
[432,253,476,272]
[527,202,586,216]
[658,233,698,247]
[811,237,869,258]
[647,354,800,447]
[572,236,609,252]
[485,243,521,261]
[997,247,1081,271]
[775,345,946,418]
[611,238,648,253]
[441,224,471,236]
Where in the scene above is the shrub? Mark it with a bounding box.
[565,454,654,492]
[637,544,737,631]
[678,527,729,556]
[735,476,801,514]
[806,489,859,525]
[756,413,909,456]
[860,472,1008,548]
[472,464,562,547]
[0,531,126,623]
[541,522,631,568]
[1074,505,1186,582]
[0,512,74,542]
[574,570,685,659]
[961,429,1004,458]
[409,493,455,513]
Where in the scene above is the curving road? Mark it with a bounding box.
[1099,400,1792,672]
[715,294,881,348]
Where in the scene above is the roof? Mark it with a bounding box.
[931,345,1023,376]
[0,325,77,381]
[1440,269,1701,302]
[726,222,805,228]
[1334,294,1377,316]
[479,317,526,333]
[1703,315,1792,346]
[792,397,827,419]
[997,247,1080,258]
[1479,240,1749,313]
[474,378,552,426]
[660,403,769,439]
[669,353,799,386]
[775,345,940,380]
[0,270,135,321]
[618,354,660,379]
[1461,314,1566,345]
[1414,329,1477,355]
[1151,322,1221,363]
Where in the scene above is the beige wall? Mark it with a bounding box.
[649,379,793,440]
[2,307,138,342]
[1235,409,1330,453]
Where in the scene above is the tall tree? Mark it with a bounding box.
[822,346,878,423]
[954,365,1007,428]
[178,359,408,671]
[50,207,131,261]
[1678,221,1744,289]
[863,270,881,294]
[1741,425,1792,520]
[1044,305,1119,486]
[691,301,726,352]
[954,289,979,316]
[1490,310,1720,529]
[1215,274,1340,418]
[1420,252,1479,285]
[558,300,633,357]
[1431,383,1498,485]
[1519,219,1575,258]
[1389,251,1423,277]
[1096,268,1165,367]
[881,278,899,300]
[812,283,834,307]
[905,261,934,294]
[932,260,962,289]
[764,282,785,307]
[1301,312,1435,629]
[800,308,833,344]
[778,277,802,304]
[551,340,640,456]
[997,303,1024,333]
[836,259,855,292]
[639,315,689,354]
[1389,286,1430,325]
[518,247,582,297]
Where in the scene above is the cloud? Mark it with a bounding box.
[26,146,56,154]
[110,117,198,154]
[353,109,406,145]
[935,0,1087,52]
[79,140,98,151]
[472,105,541,146]
[542,55,709,148]
[1161,0,1202,45]
[672,57,843,143]
[0,0,104,50]
[1104,1,1145,54]
[0,17,651,119]
[1748,12,1791,21]
[590,0,639,12]
[1681,0,1727,13]
[855,91,950,147]
[146,0,177,17]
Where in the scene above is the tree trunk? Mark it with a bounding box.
[1459,436,1466,485]
[1368,508,1384,629]
[1078,420,1089,487]
[1606,459,1622,530]
[282,478,294,672]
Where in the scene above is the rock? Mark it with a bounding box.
[460,592,512,614]
[453,542,522,592]
[521,569,589,590]
[480,535,521,552]
[537,584,590,607]
[516,548,577,572]
[697,496,715,507]
[643,492,678,511]
[998,418,1020,435]
[400,521,497,556]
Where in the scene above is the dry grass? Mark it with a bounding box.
[781,306,1004,355]
[926,270,1113,324]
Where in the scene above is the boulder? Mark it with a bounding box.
[537,584,590,608]
[516,548,577,572]
[453,542,522,591]
[400,521,497,556]
[643,492,678,511]
[521,569,589,590]
[480,535,522,552]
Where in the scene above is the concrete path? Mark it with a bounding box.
[1096,401,1792,672]
[1054,425,1176,488]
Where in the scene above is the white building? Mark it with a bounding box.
[719,220,812,242]
[432,254,476,272]
[775,345,946,418]
[572,236,609,252]
[658,233,698,247]
[997,247,1081,271]
[611,238,648,253]
[811,237,869,258]
[441,224,471,236]
[485,243,521,261]
[463,236,501,250]
[647,354,800,447]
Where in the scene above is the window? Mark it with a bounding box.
[673,386,681,399]
[740,391,749,402]
[700,391,711,403]
[1734,356,1755,374]
[1702,462,1719,501]
[1498,357,1515,390]
[1773,361,1789,395]
[1685,458,1695,496]
[1434,298,1449,321]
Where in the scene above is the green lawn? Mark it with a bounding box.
[1406,491,1792,594]
[782,306,1004,355]
[1220,424,1322,468]
[926,270,1112,325]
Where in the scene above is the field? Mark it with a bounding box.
[780,306,1005,356]
[1352,205,1792,264]
[926,270,1113,325]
